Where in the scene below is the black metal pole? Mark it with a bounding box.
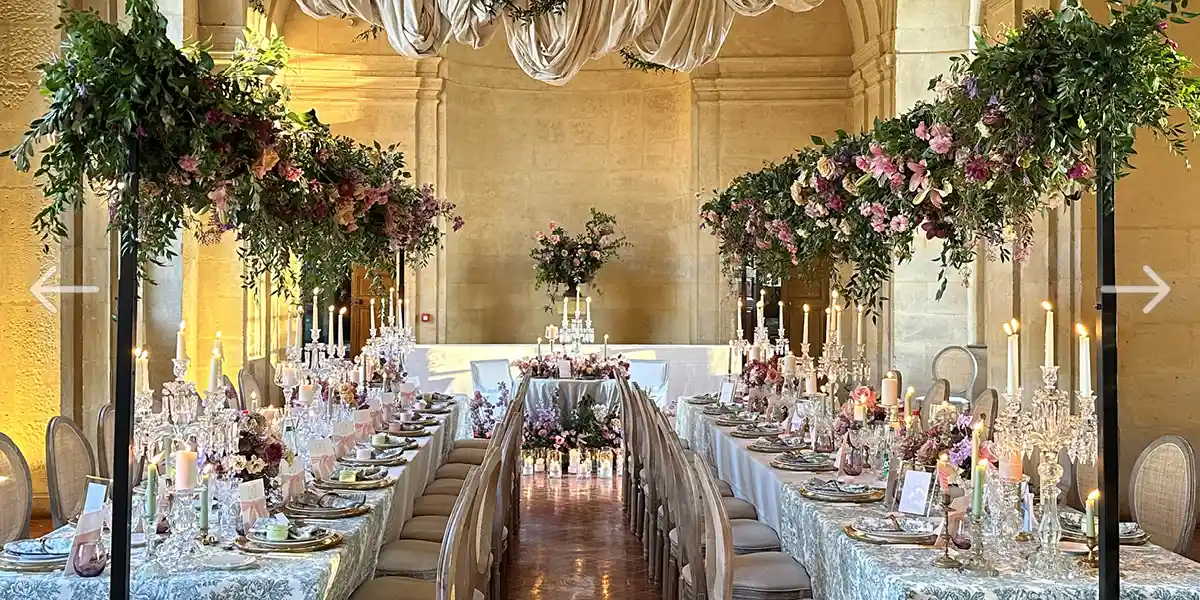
[110,138,140,600]
[1094,132,1119,600]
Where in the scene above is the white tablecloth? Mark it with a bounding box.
[674,401,1200,600]
[526,379,620,417]
[0,398,468,600]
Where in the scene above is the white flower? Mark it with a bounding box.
[789,178,806,205]
[839,221,853,237]
[976,121,990,138]
[797,228,809,238]
[816,156,835,178]
[246,456,267,475]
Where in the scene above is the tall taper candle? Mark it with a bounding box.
[389,288,396,325]
[802,304,810,345]
[1084,489,1099,537]
[562,296,569,327]
[824,307,832,343]
[1077,323,1092,396]
[586,296,592,324]
[399,298,405,329]
[1003,322,1017,395]
[574,288,581,320]
[214,330,223,358]
[756,299,765,329]
[338,307,347,357]
[198,472,210,530]
[145,462,159,525]
[855,304,864,347]
[778,300,785,333]
[294,307,302,349]
[604,334,609,358]
[369,298,376,334]
[835,305,845,343]
[327,305,334,346]
[311,289,320,336]
[736,299,744,337]
[1042,301,1054,368]
[537,337,542,358]
[394,250,401,292]
[208,348,222,393]
[176,321,187,361]
[972,459,986,517]
[1011,318,1021,389]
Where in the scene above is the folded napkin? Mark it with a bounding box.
[238,479,270,533]
[65,509,104,576]
[352,409,373,442]
[279,458,305,503]
[308,439,336,480]
[331,421,355,457]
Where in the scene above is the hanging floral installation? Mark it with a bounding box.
[2,0,462,294]
[530,209,630,306]
[701,0,1200,307]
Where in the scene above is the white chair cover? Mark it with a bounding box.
[628,359,669,410]
[471,359,514,399]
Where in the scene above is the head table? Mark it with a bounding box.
[675,398,1200,600]
[0,397,469,600]
[526,378,621,417]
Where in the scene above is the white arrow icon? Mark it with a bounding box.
[1100,265,1171,314]
[30,266,100,313]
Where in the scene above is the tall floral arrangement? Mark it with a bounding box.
[702,1,1200,307]
[530,209,629,305]
[469,383,510,439]
[523,401,564,450]
[1,0,463,294]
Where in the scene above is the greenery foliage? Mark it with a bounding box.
[701,0,1200,307]
[3,0,462,295]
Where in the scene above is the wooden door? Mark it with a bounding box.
[349,267,399,357]
[781,268,831,352]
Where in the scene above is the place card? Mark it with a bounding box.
[897,469,936,516]
[83,476,110,513]
[332,421,355,456]
[278,458,304,503]
[308,439,336,480]
[238,479,269,532]
[718,381,734,405]
[556,360,572,379]
[353,409,373,441]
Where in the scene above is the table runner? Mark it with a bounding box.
[0,398,467,600]
[675,401,1200,600]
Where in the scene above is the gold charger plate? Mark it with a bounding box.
[0,557,66,573]
[770,459,837,473]
[731,427,784,440]
[313,476,397,491]
[392,429,430,438]
[842,524,936,547]
[234,532,344,554]
[715,418,757,427]
[395,418,439,428]
[686,396,718,405]
[798,487,885,504]
[282,504,372,519]
[748,441,806,453]
[338,454,409,467]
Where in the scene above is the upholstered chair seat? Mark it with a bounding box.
[681,552,813,599]
[445,448,487,465]
[436,462,476,480]
[721,497,759,521]
[349,576,485,600]
[453,439,492,450]
[423,478,467,496]
[669,519,782,556]
[412,495,458,517]
[399,516,451,543]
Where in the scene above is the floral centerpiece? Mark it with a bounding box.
[568,395,623,450]
[896,411,994,479]
[213,412,286,492]
[831,385,889,437]
[740,358,781,389]
[469,383,510,439]
[523,402,564,450]
[513,352,628,380]
[530,209,629,306]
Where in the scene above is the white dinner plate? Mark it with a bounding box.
[198,553,257,571]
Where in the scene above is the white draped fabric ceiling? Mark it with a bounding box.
[294,0,823,84]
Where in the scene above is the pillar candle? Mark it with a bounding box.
[1042,301,1054,368]
[1077,324,1092,396]
[175,450,197,490]
[999,450,1023,480]
[176,321,187,361]
[853,402,866,421]
[804,376,817,395]
[369,298,377,334]
[881,372,898,406]
[783,352,797,375]
[327,305,334,346]
[299,384,314,404]
[802,304,810,345]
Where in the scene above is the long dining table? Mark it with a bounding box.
[0,396,469,600]
[675,398,1200,600]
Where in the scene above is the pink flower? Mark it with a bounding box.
[573,259,581,266]
[535,231,545,241]
[178,155,200,173]
[590,250,600,258]
[928,124,953,154]
[915,121,929,140]
[208,183,229,219]
[550,235,561,244]
[854,155,870,171]
[548,221,558,229]
[279,162,304,182]
[871,218,887,233]
[1067,160,1092,180]
[868,144,897,178]
[890,215,910,232]
[907,160,929,192]
[889,172,905,192]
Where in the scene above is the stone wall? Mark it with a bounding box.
[281,2,857,345]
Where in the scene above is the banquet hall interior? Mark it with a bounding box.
[2,0,1200,598]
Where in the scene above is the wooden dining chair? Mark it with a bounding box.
[1130,435,1197,554]
[96,403,116,479]
[0,432,33,543]
[238,367,262,410]
[970,389,999,436]
[45,416,98,527]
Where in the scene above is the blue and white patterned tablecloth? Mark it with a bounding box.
[675,401,1200,600]
[0,398,467,600]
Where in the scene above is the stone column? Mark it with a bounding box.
[0,0,63,513]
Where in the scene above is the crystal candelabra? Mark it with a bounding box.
[364,314,417,390]
[559,314,595,357]
[960,513,999,576]
[156,487,202,563]
[993,366,1097,578]
[731,329,750,360]
[776,372,801,431]
[849,344,871,385]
